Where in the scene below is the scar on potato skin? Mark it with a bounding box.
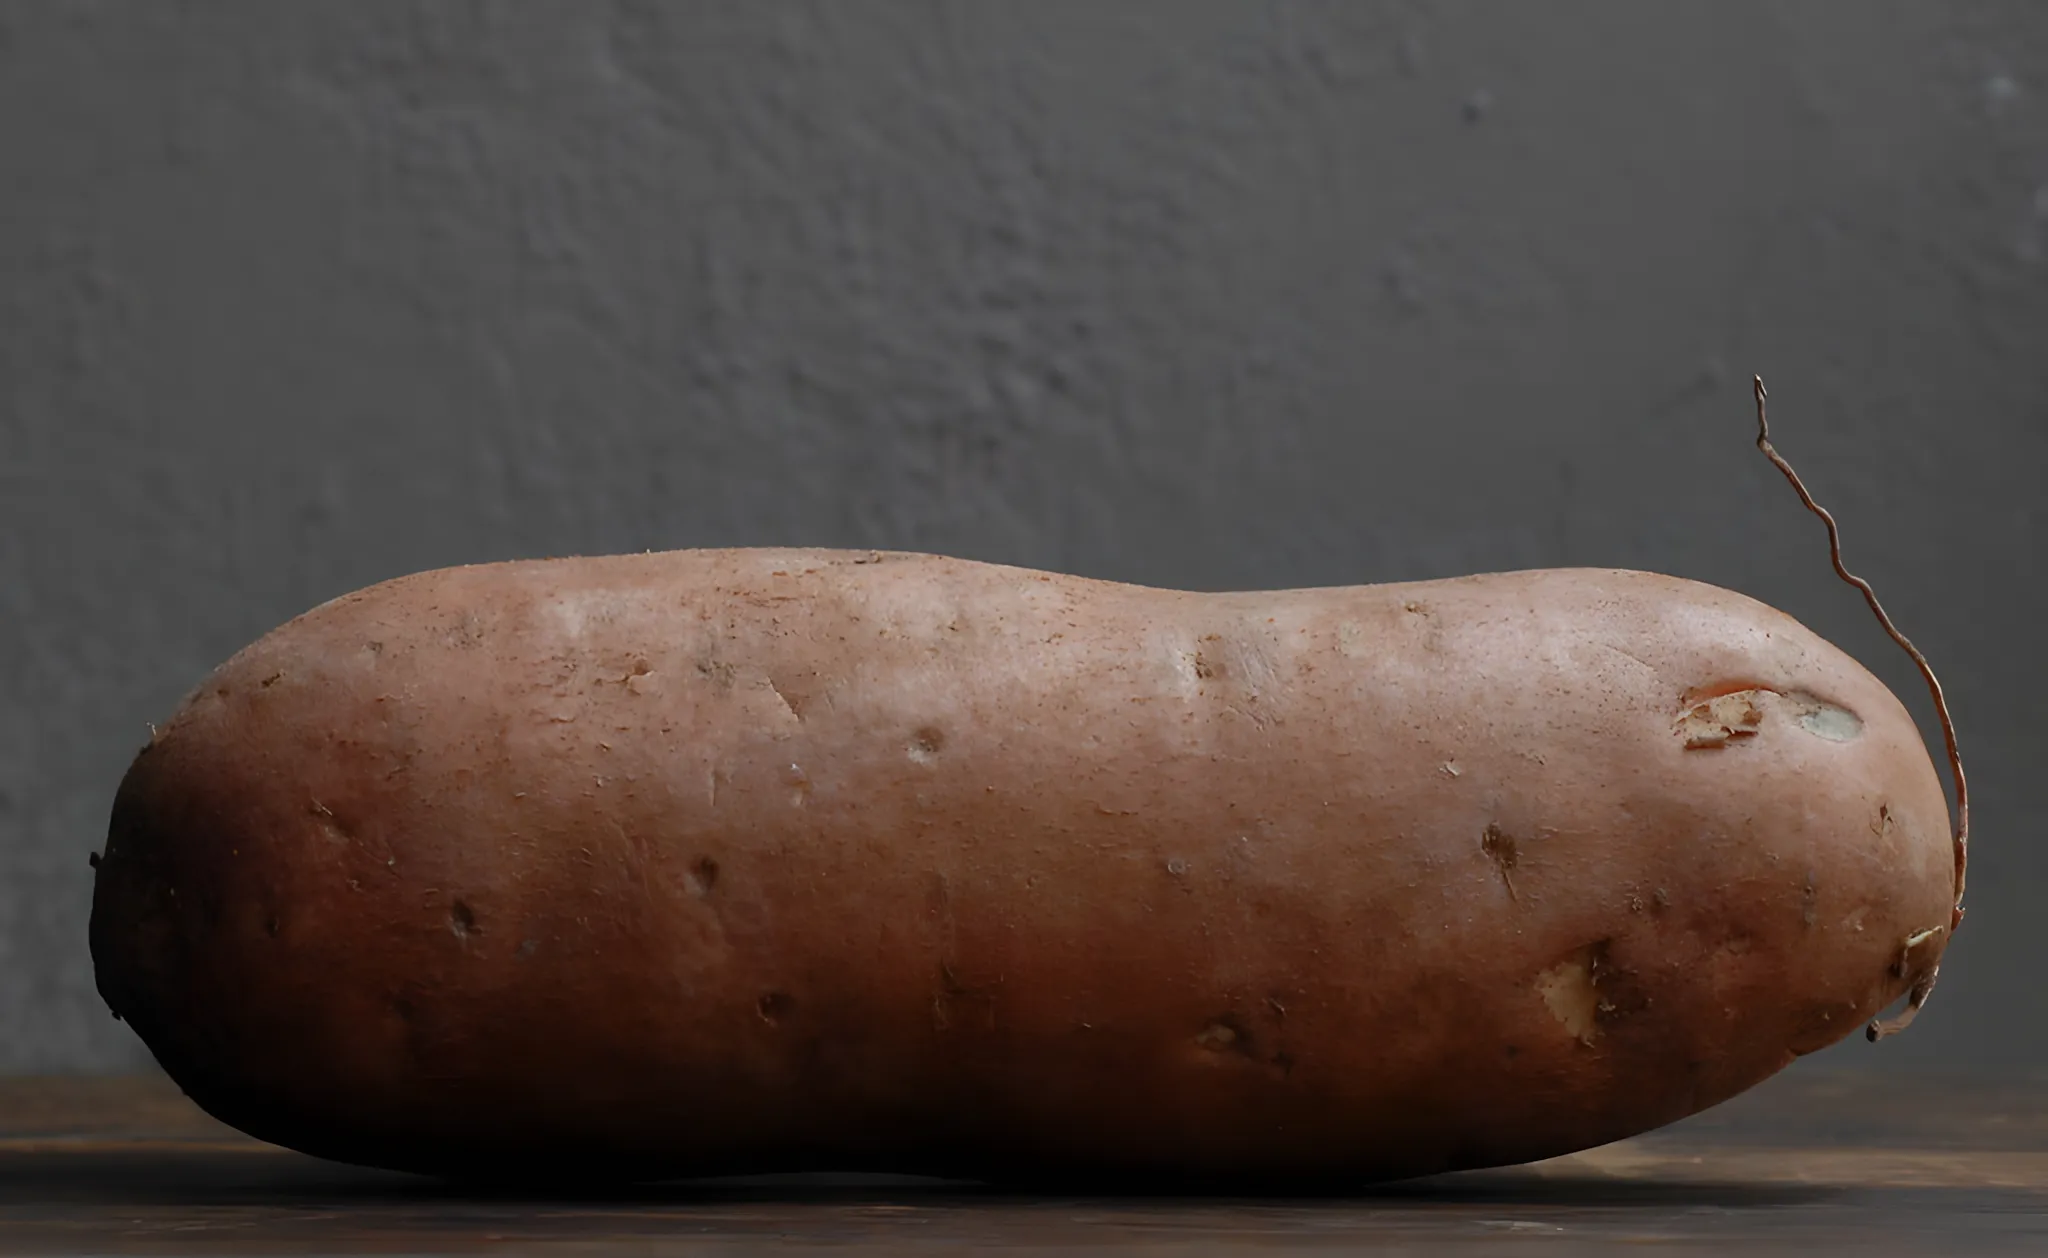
[686,856,719,897]
[908,726,945,764]
[764,677,802,721]
[1480,823,1519,900]
[1675,690,1765,749]
[1537,940,1630,1046]
[932,961,998,1032]
[1192,1015,1293,1077]
[1195,1020,1241,1051]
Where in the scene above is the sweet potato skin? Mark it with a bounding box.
[91,549,1953,1183]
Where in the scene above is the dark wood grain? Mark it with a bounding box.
[3,1070,2045,1254]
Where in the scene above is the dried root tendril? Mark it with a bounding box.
[1868,967,1939,1042]
[1868,928,1946,1042]
[1751,377,1968,1041]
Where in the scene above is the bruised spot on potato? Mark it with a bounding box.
[1195,1021,1239,1051]
[687,856,720,897]
[449,900,477,939]
[1675,690,1765,748]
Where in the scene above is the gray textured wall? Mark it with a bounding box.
[3,1,2042,1075]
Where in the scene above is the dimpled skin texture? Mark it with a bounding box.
[89,550,1955,1184]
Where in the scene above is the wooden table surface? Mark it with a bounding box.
[3,1070,2044,1255]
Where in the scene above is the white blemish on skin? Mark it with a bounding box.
[1796,700,1863,742]
[1599,642,1659,674]
[1537,958,1601,1045]
[1195,1022,1238,1050]
[1224,633,1282,697]
[785,763,811,808]
[1153,631,1204,699]
[544,592,622,640]
[907,727,944,765]
[1336,621,1369,658]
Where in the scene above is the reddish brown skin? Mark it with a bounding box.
[90,550,1954,1185]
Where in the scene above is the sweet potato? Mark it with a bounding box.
[89,546,1956,1184]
